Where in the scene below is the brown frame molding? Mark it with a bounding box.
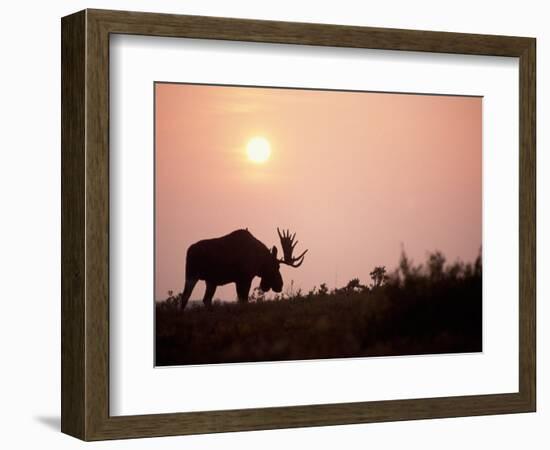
[61,9,536,441]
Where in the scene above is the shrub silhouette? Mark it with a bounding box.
[318,283,329,296]
[369,266,389,288]
[156,248,482,366]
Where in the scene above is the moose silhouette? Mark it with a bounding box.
[180,228,307,310]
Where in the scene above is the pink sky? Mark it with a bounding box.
[155,83,481,301]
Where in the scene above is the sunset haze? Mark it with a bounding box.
[155,83,481,301]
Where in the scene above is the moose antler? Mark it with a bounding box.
[277,227,308,268]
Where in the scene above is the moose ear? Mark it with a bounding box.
[271,246,278,258]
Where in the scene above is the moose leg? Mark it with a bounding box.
[203,282,217,309]
[180,278,198,310]
[236,278,252,303]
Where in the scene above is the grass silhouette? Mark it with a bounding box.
[156,250,482,366]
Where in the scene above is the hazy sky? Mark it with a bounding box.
[155,83,481,301]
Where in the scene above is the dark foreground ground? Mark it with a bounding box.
[156,251,482,366]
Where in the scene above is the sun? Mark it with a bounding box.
[246,137,271,164]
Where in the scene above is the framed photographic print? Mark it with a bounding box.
[61,9,536,440]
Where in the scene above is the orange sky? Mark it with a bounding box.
[155,83,481,301]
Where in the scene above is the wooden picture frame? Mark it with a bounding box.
[61,9,536,441]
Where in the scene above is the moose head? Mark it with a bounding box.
[260,228,308,293]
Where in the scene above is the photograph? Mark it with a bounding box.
[51,4,537,443]
[154,82,482,366]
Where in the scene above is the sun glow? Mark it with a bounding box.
[246,137,271,164]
